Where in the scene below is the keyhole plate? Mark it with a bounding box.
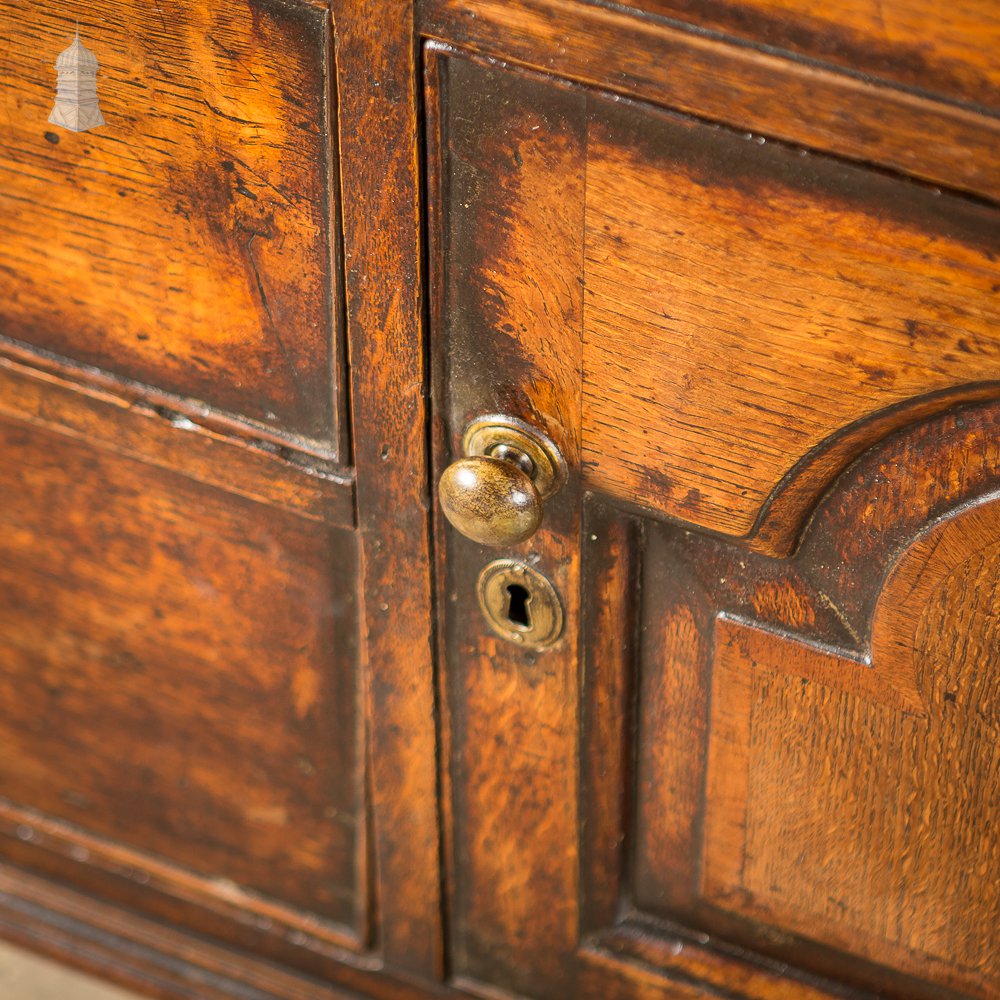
[476,559,563,650]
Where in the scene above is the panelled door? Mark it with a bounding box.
[0,0,377,979]
[428,47,1000,1000]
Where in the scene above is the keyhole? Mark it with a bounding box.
[505,583,532,629]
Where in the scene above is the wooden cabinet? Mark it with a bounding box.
[0,1,997,999]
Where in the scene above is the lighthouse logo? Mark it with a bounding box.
[49,24,105,133]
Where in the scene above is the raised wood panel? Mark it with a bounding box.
[622,0,1000,112]
[705,524,1000,995]
[0,415,363,941]
[426,51,1000,553]
[582,96,1000,543]
[431,48,1000,1000]
[631,401,1000,999]
[0,0,341,449]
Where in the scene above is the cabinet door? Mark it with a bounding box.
[0,1,420,987]
[428,49,1000,1000]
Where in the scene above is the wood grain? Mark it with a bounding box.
[430,53,585,998]
[579,504,637,934]
[0,862,462,1000]
[622,0,1000,112]
[0,0,343,448]
[419,0,1000,203]
[704,503,1000,996]
[427,49,1000,547]
[582,94,1000,541]
[332,0,443,975]
[0,417,362,932]
[634,401,1000,998]
[0,355,354,527]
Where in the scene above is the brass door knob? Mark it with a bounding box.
[438,416,566,547]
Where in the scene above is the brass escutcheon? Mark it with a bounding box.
[477,559,563,650]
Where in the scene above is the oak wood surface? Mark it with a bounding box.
[635,401,1000,999]
[0,862,462,1000]
[1,0,999,997]
[429,41,1000,1000]
[419,0,1000,204]
[0,0,343,449]
[0,354,354,527]
[332,0,443,977]
[429,51,587,997]
[582,92,1000,543]
[0,416,363,935]
[617,0,1000,112]
[429,49,1000,551]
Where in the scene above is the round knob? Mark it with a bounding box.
[439,456,543,546]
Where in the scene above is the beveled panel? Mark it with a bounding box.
[581,96,1000,544]
[0,0,341,448]
[0,415,362,938]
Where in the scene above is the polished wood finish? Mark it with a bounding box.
[624,0,1000,112]
[636,401,1000,999]
[1,0,999,998]
[419,0,1000,203]
[428,40,999,1000]
[581,94,1000,545]
[331,0,443,976]
[428,50,586,997]
[0,0,344,450]
[0,413,363,937]
[429,49,1000,548]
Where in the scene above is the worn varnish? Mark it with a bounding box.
[430,51,1000,552]
[429,51,586,998]
[420,0,1000,203]
[1,0,999,998]
[634,401,1000,999]
[0,0,342,449]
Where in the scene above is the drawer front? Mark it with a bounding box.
[429,49,1000,1000]
[0,0,342,451]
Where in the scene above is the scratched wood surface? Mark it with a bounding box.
[0,0,342,450]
